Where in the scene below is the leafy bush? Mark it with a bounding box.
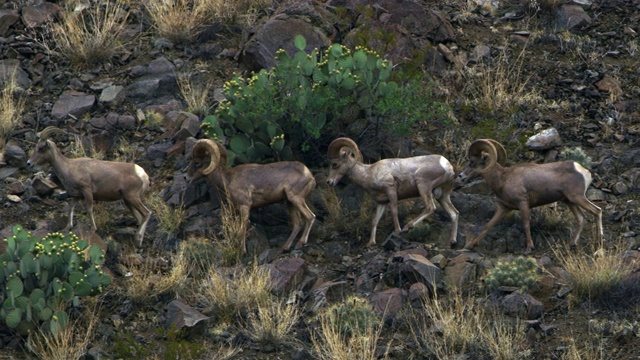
[0,225,110,335]
[559,146,592,169]
[202,35,448,165]
[483,256,539,294]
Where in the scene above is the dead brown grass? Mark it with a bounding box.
[0,69,26,142]
[47,1,131,66]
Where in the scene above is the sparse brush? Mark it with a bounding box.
[145,0,211,44]
[552,242,631,305]
[245,298,300,345]
[318,185,374,241]
[465,43,541,112]
[483,256,540,294]
[177,71,215,118]
[124,249,189,303]
[409,291,529,359]
[145,110,165,128]
[147,194,185,234]
[203,0,274,26]
[0,70,26,141]
[180,236,219,276]
[311,296,388,360]
[46,2,130,66]
[198,264,272,323]
[217,196,249,266]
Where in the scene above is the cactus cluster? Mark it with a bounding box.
[322,295,379,337]
[483,256,539,294]
[0,225,111,335]
[201,35,401,165]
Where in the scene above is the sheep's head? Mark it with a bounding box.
[326,137,363,186]
[27,140,57,167]
[188,139,226,181]
[456,139,507,186]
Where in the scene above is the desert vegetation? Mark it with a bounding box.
[0,0,638,359]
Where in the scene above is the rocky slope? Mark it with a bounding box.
[0,0,639,358]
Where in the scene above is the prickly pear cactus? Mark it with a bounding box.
[0,225,111,335]
[201,35,400,165]
[483,256,539,294]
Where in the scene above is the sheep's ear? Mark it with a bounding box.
[479,151,490,167]
[340,148,351,159]
[38,141,50,151]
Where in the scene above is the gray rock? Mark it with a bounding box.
[555,4,591,31]
[165,299,209,332]
[499,292,544,320]
[369,287,407,319]
[266,257,310,295]
[21,2,62,28]
[242,15,331,71]
[0,59,32,88]
[526,128,563,151]
[51,91,96,120]
[3,143,26,168]
[99,85,125,106]
[0,9,19,37]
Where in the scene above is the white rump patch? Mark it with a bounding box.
[439,156,454,176]
[573,162,592,191]
[135,164,150,188]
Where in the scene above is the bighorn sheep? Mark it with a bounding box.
[457,139,603,254]
[326,138,459,247]
[187,139,316,250]
[27,127,151,246]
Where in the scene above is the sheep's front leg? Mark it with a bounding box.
[369,204,387,247]
[64,198,78,232]
[465,205,511,250]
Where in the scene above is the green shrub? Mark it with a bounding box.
[559,146,592,169]
[202,35,448,165]
[483,256,539,294]
[0,225,111,335]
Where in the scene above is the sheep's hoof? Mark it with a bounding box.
[523,248,533,255]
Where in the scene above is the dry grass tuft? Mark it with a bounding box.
[47,2,130,66]
[245,298,300,345]
[217,195,249,266]
[177,69,216,118]
[145,0,211,44]
[409,291,529,359]
[318,185,374,242]
[198,264,272,323]
[124,248,189,303]
[27,299,100,360]
[203,0,274,26]
[551,241,631,305]
[0,69,26,142]
[468,44,541,111]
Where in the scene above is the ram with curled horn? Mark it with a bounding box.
[456,138,603,254]
[326,137,459,247]
[187,139,316,251]
[27,126,152,246]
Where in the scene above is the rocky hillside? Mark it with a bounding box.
[0,0,639,359]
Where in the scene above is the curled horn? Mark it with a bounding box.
[327,137,363,162]
[485,139,507,166]
[193,139,223,175]
[468,139,499,174]
[37,126,67,141]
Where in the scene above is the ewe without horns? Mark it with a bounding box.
[187,139,316,251]
[457,139,603,254]
[326,137,459,247]
[27,127,151,246]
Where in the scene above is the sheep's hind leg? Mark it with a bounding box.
[402,183,435,232]
[465,205,511,250]
[437,188,459,246]
[281,204,303,251]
